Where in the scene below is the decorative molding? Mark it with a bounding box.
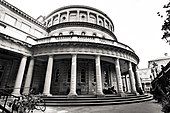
[33,42,139,64]
[0,32,32,47]
[0,33,32,56]
[47,22,116,40]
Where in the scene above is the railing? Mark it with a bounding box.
[0,88,46,113]
[36,35,135,52]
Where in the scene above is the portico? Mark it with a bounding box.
[10,52,140,97]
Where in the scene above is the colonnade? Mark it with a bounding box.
[12,54,143,97]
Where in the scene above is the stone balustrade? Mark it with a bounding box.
[36,35,134,52]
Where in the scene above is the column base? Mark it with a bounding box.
[118,92,126,97]
[43,93,52,96]
[137,87,144,95]
[12,92,21,97]
[96,92,105,98]
[67,92,78,98]
[129,90,138,96]
[22,91,29,95]
[132,92,138,96]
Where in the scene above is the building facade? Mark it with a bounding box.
[138,68,152,93]
[148,56,170,79]
[138,55,170,93]
[0,1,142,97]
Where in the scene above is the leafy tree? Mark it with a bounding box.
[158,1,170,42]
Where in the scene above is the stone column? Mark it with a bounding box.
[135,66,144,94]
[128,62,137,94]
[77,10,80,21]
[68,54,77,97]
[12,56,27,96]
[87,12,90,21]
[67,11,69,22]
[115,58,124,96]
[23,57,34,95]
[43,55,53,96]
[95,55,104,97]
[96,15,99,25]
[124,74,129,92]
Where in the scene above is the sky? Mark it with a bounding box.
[4,0,170,69]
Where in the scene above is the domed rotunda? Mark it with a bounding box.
[0,1,143,98]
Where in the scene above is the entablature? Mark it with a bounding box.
[33,42,139,64]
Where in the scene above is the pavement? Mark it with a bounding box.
[34,100,162,113]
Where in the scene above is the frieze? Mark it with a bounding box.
[33,42,139,64]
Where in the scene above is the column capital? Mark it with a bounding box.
[128,61,133,70]
[49,55,54,57]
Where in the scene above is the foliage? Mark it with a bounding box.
[159,1,170,41]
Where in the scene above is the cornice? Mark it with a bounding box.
[0,0,46,29]
[47,22,117,40]
[0,32,32,48]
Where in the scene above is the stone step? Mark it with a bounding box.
[42,94,147,100]
[44,95,151,102]
[45,97,153,106]
[42,94,153,106]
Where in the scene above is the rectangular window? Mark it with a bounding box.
[69,11,77,21]
[4,14,16,26]
[34,29,42,38]
[21,22,30,33]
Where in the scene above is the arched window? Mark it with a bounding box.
[81,31,86,35]
[69,31,74,35]
[62,16,66,21]
[67,69,71,82]
[59,32,63,36]
[92,33,96,36]
[55,69,60,82]
[81,69,86,82]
